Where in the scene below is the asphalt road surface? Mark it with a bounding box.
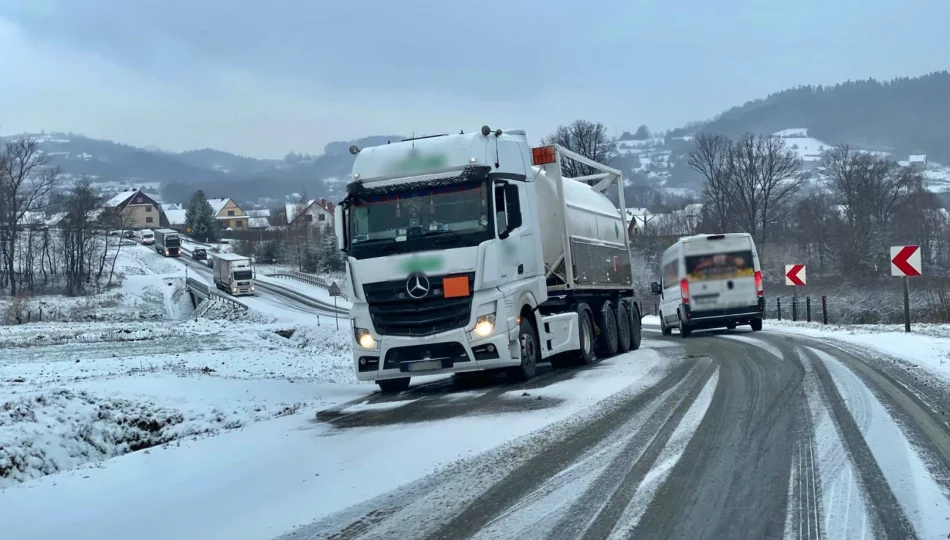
[286,323,950,540]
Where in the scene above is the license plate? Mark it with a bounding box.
[408,360,442,372]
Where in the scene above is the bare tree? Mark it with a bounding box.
[541,120,618,178]
[823,146,922,273]
[0,138,60,295]
[688,133,734,231]
[60,180,102,296]
[727,134,803,249]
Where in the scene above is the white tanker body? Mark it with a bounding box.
[336,128,643,393]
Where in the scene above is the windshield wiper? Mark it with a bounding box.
[423,229,465,246]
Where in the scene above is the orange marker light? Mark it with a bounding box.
[531,145,557,166]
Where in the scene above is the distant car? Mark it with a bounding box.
[123,231,135,239]
[191,248,207,261]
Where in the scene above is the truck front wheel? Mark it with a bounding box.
[511,317,539,381]
[377,378,410,394]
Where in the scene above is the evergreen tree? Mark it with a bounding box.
[319,227,345,273]
[185,190,219,242]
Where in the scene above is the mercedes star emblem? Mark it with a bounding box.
[406,275,430,299]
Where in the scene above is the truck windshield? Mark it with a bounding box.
[233,270,253,281]
[347,182,491,258]
[685,250,755,281]
[166,237,180,247]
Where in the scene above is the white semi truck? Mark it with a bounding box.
[335,127,642,393]
[210,252,255,296]
[153,228,182,257]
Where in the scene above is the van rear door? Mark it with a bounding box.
[684,237,757,310]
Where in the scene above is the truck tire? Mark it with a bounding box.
[726,322,737,330]
[750,318,763,332]
[377,378,410,394]
[678,316,692,338]
[595,301,620,358]
[510,317,539,381]
[616,300,632,354]
[660,314,673,336]
[630,304,642,351]
[575,304,596,365]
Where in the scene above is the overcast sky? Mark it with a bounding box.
[1,0,947,158]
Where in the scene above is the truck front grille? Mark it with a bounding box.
[363,273,474,337]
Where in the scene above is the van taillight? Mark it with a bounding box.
[755,271,763,297]
[680,278,690,303]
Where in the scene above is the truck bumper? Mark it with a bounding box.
[353,324,520,382]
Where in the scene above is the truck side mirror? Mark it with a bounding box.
[334,206,346,251]
[650,281,662,295]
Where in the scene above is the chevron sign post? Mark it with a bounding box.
[891,245,922,333]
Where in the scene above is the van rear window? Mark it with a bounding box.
[685,250,754,281]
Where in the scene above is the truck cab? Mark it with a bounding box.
[337,128,640,393]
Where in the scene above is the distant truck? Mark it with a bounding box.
[210,253,254,296]
[336,128,642,393]
[153,229,181,257]
[137,229,154,245]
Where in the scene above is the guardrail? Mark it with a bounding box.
[267,271,349,300]
[186,276,248,311]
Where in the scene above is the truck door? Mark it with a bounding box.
[494,182,534,281]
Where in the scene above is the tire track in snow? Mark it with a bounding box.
[805,347,917,538]
[420,358,711,540]
[546,362,718,540]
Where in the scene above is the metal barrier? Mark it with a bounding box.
[267,271,349,300]
[185,276,248,311]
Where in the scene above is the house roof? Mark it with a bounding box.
[165,209,187,226]
[104,189,139,207]
[46,212,67,227]
[246,209,271,218]
[248,217,270,228]
[162,203,183,211]
[285,201,313,223]
[206,198,231,215]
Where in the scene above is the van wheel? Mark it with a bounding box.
[679,317,692,338]
[377,378,410,394]
[750,318,763,332]
[595,301,620,357]
[575,304,596,365]
[616,300,632,354]
[510,317,539,381]
[660,313,672,336]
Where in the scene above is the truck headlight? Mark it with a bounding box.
[471,314,496,339]
[354,328,377,349]
[250,285,255,291]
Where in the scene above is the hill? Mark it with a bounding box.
[678,71,950,163]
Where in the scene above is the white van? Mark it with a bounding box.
[137,229,155,245]
[650,233,764,337]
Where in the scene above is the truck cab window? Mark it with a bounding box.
[494,183,522,237]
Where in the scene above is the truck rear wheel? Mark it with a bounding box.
[510,317,539,381]
[595,301,619,358]
[616,300,632,354]
[377,378,410,394]
[630,303,642,351]
[576,305,596,365]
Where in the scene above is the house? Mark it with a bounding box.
[246,209,271,218]
[165,209,187,230]
[909,155,927,170]
[162,203,183,212]
[207,198,248,230]
[248,217,271,229]
[288,198,335,228]
[102,188,167,229]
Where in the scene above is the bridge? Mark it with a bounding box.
[185,277,249,311]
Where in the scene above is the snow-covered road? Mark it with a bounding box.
[6,309,950,540]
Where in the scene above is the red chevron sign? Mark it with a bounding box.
[785,264,806,286]
[890,245,921,277]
